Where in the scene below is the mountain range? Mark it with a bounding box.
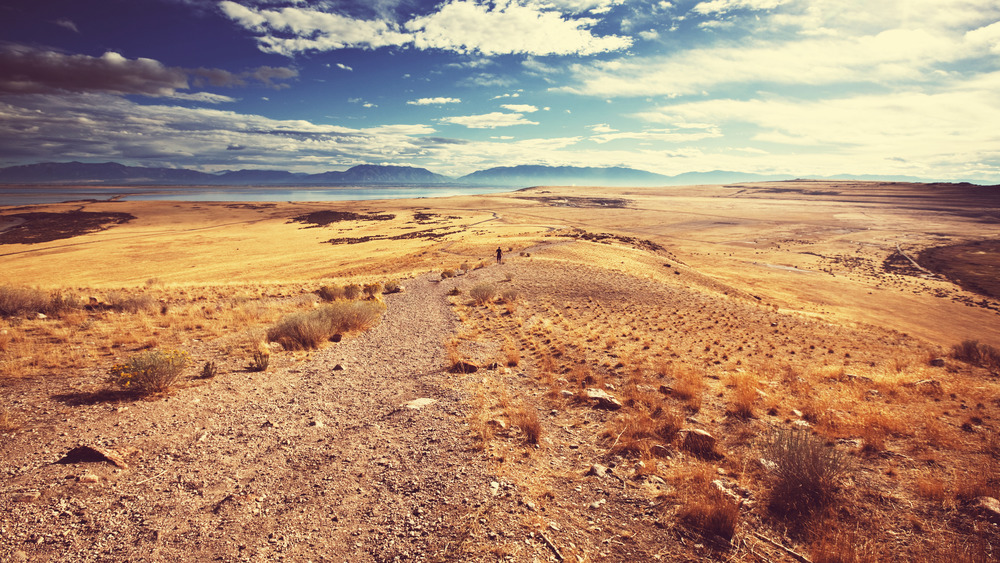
[0,161,932,187]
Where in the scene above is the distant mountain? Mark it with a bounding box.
[0,161,214,184]
[667,170,797,185]
[0,162,453,186]
[458,165,672,187]
[305,165,452,185]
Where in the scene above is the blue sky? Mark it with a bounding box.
[1,0,999,181]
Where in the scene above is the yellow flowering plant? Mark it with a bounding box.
[108,349,190,395]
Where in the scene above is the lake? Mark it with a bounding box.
[0,185,517,206]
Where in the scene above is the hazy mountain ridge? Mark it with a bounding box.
[0,161,949,187]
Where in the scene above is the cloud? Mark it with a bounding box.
[691,0,787,16]
[218,1,412,55]
[439,112,539,128]
[638,29,659,40]
[407,97,462,105]
[589,127,723,144]
[406,1,632,56]
[460,73,515,88]
[221,0,632,57]
[0,45,188,96]
[501,104,539,112]
[171,92,238,103]
[53,18,79,33]
[589,123,616,133]
[336,63,353,71]
[492,92,521,99]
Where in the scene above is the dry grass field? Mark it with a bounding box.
[1,180,999,561]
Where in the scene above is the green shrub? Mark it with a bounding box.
[762,428,848,514]
[343,284,362,300]
[108,349,189,395]
[952,340,1000,371]
[469,283,497,305]
[267,301,385,350]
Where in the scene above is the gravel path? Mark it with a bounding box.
[1,271,525,562]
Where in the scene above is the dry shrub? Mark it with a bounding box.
[678,488,739,543]
[763,427,848,514]
[952,340,1000,371]
[267,300,385,350]
[343,284,362,300]
[469,283,497,305]
[673,365,705,411]
[106,291,157,313]
[0,285,80,317]
[362,283,382,299]
[249,349,270,372]
[954,460,1000,502]
[502,337,520,367]
[811,530,877,563]
[317,285,346,301]
[606,408,681,457]
[916,477,947,502]
[383,280,401,294]
[728,371,757,419]
[499,288,519,303]
[108,349,189,396]
[440,269,456,279]
[0,407,20,432]
[509,404,542,444]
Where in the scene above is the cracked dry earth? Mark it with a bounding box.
[1,272,534,562]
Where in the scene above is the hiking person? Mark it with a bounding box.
[496,247,502,264]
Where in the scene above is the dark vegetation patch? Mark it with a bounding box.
[0,210,135,244]
[410,211,461,224]
[551,227,665,253]
[289,210,395,228]
[325,227,461,245]
[921,240,1000,299]
[225,203,276,210]
[517,196,632,208]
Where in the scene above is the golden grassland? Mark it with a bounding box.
[2,180,1000,560]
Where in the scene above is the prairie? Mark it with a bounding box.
[1,180,999,561]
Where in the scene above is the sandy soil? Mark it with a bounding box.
[2,180,1000,561]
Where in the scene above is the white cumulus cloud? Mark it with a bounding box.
[407,97,462,105]
[439,111,539,128]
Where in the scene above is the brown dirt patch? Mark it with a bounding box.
[921,240,1000,299]
[0,210,135,244]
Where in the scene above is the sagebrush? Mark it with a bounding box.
[108,349,189,395]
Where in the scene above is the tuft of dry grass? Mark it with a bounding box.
[762,427,848,515]
[502,337,520,367]
[469,283,497,305]
[678,488,739,543]
[0,406,20,433]
[727,371,757,419]
[509,404,542,444]
[673,365,705,412]
[267,300,385,350]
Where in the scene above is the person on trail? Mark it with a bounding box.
[496,247,502,264]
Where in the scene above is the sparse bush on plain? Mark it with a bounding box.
[383,280,401,294]
[763,427,848,514]
[469,282,497,305]
[106,291,157,313]
[108,349,189,395]
[201,360,218,378]
[343,284,362,300]
[510,405,542,444]
[267,300,385,350]
[499,288,519,303]
[460,261,471,271]
[678,488,739,543]
[441,269,456,279]
[362,283,382,299]
[317,285,346,301]
[0,285,81,317]
[249,350,270,372]
[952,340,1000,371]
[0,406,20,432]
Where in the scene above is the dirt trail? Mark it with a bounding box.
[1,272,524,562]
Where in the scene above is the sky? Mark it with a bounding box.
[1,0,999,182]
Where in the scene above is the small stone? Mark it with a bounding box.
[12,492,40,502]
[525,501,537,511]
[57,445,128,469]
[487,419,507,430]
[402,398,436,410]
[448,361,478,374]
[11,550,28,562]
[489,481,500,496]
[79,473,100,484]
[791,409,803,418]
[36,313,47,320]
[968,496,1000,524]
[930,358,946,367]
[309,419,324,428]
[585,388,623,410]
[333,364,344,371]
[587,464,608,478]
[681,429,721,459]
[792,419,812,429]
[560,390,575,398]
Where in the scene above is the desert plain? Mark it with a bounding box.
[1,180,1000,561]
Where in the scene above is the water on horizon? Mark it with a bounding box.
[0,185,517,206]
